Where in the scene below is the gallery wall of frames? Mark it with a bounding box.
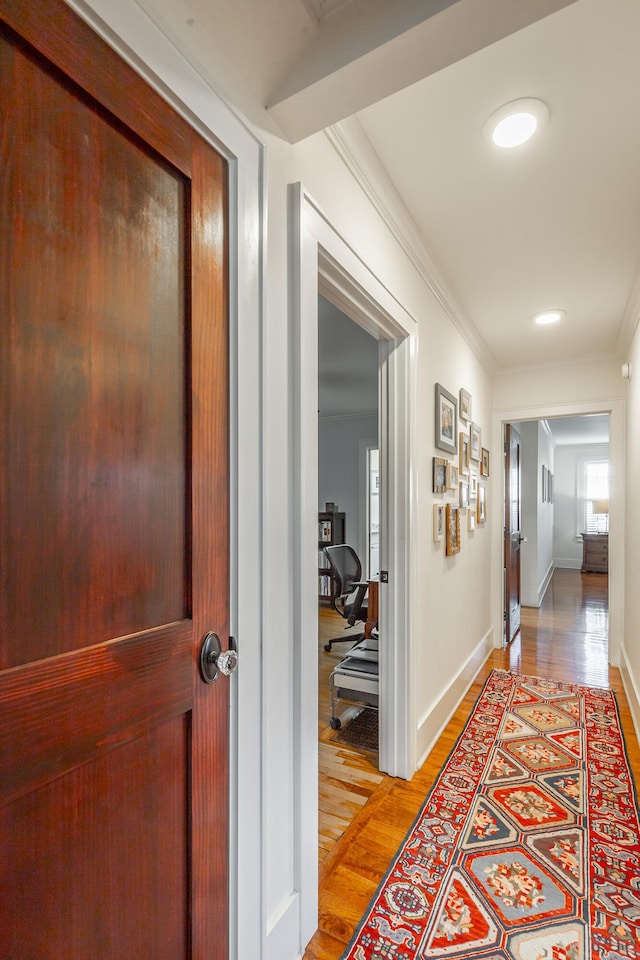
[433,383,489,556]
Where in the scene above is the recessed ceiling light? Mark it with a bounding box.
[533,309,564,326]
[483,98,549,148]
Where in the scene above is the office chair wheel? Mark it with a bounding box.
[329,717,341,730]
[324,642,332,652]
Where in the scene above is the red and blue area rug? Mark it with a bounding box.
[340,668,640,960]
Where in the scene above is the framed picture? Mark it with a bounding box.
[481,447,490,477]
[435,383,457,455]
[447,462,459,489]
[467,507,476,532]
[433,456,448,494]
[459,431,470,476]
[542,464,547,502]
[459,479,469,509]
[476,484,487,524]
[459,388,472,423]
[470,422,482,461]
[445,502,461,556]
[548,471,554,504]
[469,469,478,501]
[433,503,445,542]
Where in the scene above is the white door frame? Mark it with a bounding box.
[290,182,418,943]
[491,398,624,666]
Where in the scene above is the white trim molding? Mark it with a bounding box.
[620,647,640,745]
[290,181,418,947]
[417,628,494,768]
[521,562,555,608]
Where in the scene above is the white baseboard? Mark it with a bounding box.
[416,629,494,768]
[539,561,555,601]
[266,892,300,960]
[554,558,582,570]
[522,562,555,608]
[521,593,540,607]
[619,647,640,747]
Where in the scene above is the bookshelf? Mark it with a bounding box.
[318,508,346,604]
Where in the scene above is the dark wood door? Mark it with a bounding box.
[504,423,522,645]
[0,3,230,958]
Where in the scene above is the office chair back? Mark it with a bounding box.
[323,544,368,627]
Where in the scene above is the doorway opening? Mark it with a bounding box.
[502,413,611,656]
[317,296,381,861]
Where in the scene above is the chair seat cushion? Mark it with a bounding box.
[345,600,368,619]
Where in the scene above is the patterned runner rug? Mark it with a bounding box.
[340,668,640,960]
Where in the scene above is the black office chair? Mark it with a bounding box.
[323,544,368,652]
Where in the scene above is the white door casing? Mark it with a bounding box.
[290,182,418,946]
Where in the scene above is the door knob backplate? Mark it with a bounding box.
[200,631,238,683]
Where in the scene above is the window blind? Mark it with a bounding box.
[584,460,609,533]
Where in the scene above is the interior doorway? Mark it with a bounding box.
[292,183,418,945]
[502,413,611,649]
[317,297,381,858]
[318,295,379,585]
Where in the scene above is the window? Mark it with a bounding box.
[367,447,380,578]
[583,460,609,533]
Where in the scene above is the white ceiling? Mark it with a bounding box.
[545,414,609,446]
[355,0,640,370]
[131,0,640,374]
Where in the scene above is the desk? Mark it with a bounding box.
[365,579,379,638]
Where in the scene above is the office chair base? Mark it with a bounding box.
[324,631,364,653]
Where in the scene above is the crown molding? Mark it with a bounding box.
[492,351,620,380]
[324,116,497,374]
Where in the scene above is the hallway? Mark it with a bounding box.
[304,568,640,959]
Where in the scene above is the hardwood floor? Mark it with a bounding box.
[304,569,640,960]
[317,607,384,864]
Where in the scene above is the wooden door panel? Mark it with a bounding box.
[0,624,191,807]
[0,3,229,957]
[1,29,187,668]
[0,0,191,174]
[2,717,188,959]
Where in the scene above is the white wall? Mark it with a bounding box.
[493,358,623,410]
[519,421,539,604]
[622,326,640,734]
[318,415,377,551]
[537,423,555,597]
[554,442,609,568]
[519,421,554,607]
